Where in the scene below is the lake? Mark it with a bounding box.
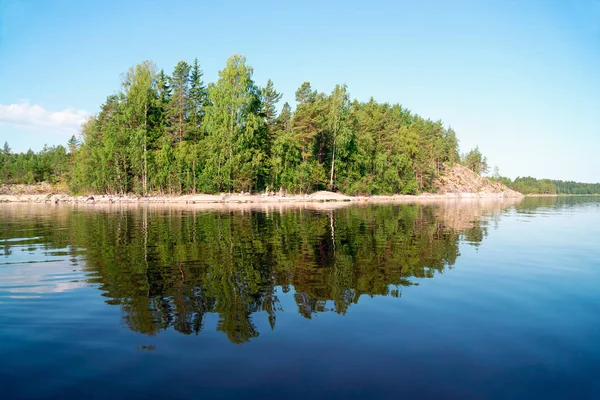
[1,197,599,399]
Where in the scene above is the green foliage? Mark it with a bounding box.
[488,175,600,195]
[167,61,191,143]
[5,53,506,196]
[0,144,69,184]
[188,58,208,142]
[202,54,268,193]
[261,79,282,130]
[497,176,600,195]
[510,177,556,195]
[550,180,600,195]
[461,146,489,175]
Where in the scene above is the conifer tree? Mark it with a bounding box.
[261,79,283,129]
[188,58,207,141]
[168,61,191,143]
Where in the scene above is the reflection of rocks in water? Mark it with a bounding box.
[433,197,521,231]
[431,198,522,246]
[0,199,527,344]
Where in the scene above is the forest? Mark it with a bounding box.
[1,54,597,195]
[490,174,600,195]
[1,55,461,195]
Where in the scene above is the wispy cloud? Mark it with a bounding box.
[0,101,91,134]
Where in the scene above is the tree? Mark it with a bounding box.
[188,58,207,142]
[462,146,489,175]
[2,142,11,155]
[122,60,158,194]
[275,102,292,134]
[327,84,350,191]
[203,54,268,192]
[261,79,283,130]
[492,165,500,180]
[168,61,191,143]
[292,82,321,161]
[413,117,438,191]
[443,127,460,166]
[67,135,80,153]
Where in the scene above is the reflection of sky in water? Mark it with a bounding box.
[0,238,87,299]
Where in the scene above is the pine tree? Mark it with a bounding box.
[67,135,79,153]
[291,82,326,162]
[168,61,191,143]
[188,58,207,141]
[275,102,292,133]
[261,79,282,129]
[462,146,489,175]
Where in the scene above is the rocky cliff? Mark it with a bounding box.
[434,164,522,197]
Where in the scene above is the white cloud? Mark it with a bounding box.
[0,101,91,134]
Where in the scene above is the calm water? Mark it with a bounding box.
[1,197,599,399]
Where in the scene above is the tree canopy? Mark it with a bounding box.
[1,54,597,195]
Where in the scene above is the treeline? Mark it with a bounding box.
[0,142,71,184]
[3,54,597,195]
[490,175,600,195]
[2,54,463,195]
[503,176,557,195]
[551,180,600,195]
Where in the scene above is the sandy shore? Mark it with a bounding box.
[0,190,523,205]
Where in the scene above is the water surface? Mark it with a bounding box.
[1,197,599,399]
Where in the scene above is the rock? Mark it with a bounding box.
[434,164,522,197]
[309,191,353,201]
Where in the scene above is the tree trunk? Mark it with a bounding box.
[143,103,147,196]
[329,139,336,190]
[230,106,235,192]
[179,87,183,143]
[116,156,121,195]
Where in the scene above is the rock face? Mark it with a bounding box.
[0,183,66,195]
[309,191,352,201]
[434,164,522,197]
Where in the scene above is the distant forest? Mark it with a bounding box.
[492,175,600,195]
[0,54,597,195]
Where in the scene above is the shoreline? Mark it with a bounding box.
[0,190,523,205]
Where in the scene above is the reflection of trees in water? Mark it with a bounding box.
[516,195,600,213]
[0,200,518,343]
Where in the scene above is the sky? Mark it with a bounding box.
[0,0,598,182]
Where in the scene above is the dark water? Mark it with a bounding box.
[1,197,599,399]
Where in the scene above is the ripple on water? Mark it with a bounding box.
[0,262,88,300]
[0,235,88,301]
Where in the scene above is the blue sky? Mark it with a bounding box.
[0,0,598,182]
